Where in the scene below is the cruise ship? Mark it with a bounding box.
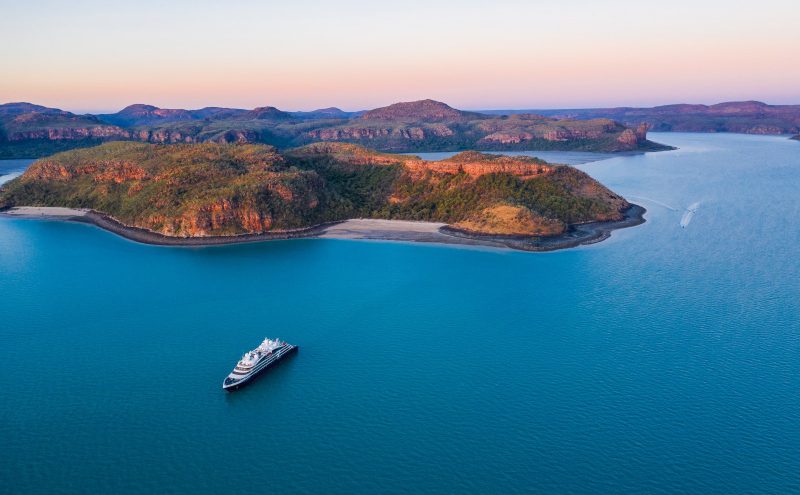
[223,338,298,391]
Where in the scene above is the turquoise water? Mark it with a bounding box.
[1,133,799,494]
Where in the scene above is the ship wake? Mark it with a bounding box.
[681,202,701,228]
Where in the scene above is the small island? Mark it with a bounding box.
[0,141,645,251]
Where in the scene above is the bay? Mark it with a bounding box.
[1,133,799,494]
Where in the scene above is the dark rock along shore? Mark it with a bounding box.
[33,204,645,252]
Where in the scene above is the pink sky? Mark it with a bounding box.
[1,0,798,112]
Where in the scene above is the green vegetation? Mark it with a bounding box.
[1,142,629,237]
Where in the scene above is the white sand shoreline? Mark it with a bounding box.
[3,206,89,218]
[0,205,645,251]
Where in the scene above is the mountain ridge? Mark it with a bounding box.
[0,99,669,158]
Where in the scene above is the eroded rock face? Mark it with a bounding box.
[159,200,273,237]
[407,152,553,179]
[616,129,639,147]
[8,126,129,141]
[480,131,535,144]
[307,125,454,141]
[635,123,649,141]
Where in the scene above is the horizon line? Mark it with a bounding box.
[4,98,800,116]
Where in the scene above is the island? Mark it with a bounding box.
[0,100,670,159]
[0,141,645,251]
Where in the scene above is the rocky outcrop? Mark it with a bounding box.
[132,129,197,143]
[616,129,638,147]
[7,126,129,141]
[406,151,553,179]
[479,131,535,144]
[616,123,650,147]
[148,200,273,237]
[635,123,649,141]
[307,124,453,141]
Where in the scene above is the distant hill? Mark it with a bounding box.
[0,141,629,238]
[289,107,358,120]
[0,102,129,158]
[238,106,296,121]
[361,99,483,123]
[188,107,249,120]
[98,104,196,127]
[482,101,800,135]
[0,99,670,158]
[0,102,62,117]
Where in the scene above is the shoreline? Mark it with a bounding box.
[0,205,646,252]
[440,204,646,252]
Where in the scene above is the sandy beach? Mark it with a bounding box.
[0,205,645,251]
[3,206,89,218]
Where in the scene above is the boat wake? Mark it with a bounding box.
[626,195,678,211]
[681,202,701,228]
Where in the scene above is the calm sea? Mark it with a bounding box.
[1,133,799,494]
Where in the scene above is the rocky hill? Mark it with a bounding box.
[0,104,129,158]
[506,101,800,135]
[290,107,358,120]
[361,99,482,122]
[0,142,629,238]
[0,100,668,158]
[98,104,196,127]
[302,101,663,152]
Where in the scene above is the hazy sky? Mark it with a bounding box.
[1,0,799,112]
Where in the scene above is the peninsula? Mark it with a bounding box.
[0,141,645,251]
[490,101,800,136]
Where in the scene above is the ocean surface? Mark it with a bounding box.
[1,133,799,494]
